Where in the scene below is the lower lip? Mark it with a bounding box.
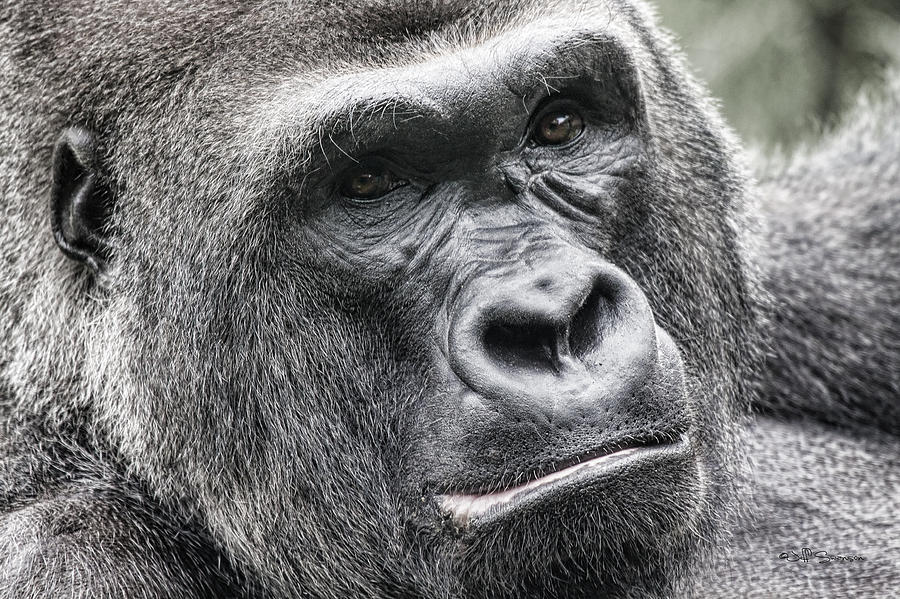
[438,440,685,524]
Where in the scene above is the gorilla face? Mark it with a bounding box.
[302,36,702,595]
[65,3,759,598]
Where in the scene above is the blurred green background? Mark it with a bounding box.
[654,0,900,149]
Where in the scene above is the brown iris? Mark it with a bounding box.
[340,162,395,200]
[534,109,585,146]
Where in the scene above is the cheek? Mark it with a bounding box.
[302,191,466,285]
[523,124,644,174]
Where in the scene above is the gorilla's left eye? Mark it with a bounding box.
[339,161,404,201]
[533,106,585,146]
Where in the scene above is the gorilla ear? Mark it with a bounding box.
[50,127,113,272]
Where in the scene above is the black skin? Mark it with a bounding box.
[0,1,896,598]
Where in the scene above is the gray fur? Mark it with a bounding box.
[683,79,900,597]
[755,78,900,435]
[685,418,900,598]
[0,1,896,598]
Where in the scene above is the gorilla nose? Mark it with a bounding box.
[448,258,660,416]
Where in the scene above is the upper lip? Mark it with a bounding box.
[437,433,684,524]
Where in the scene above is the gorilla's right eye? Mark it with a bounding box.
[532,105,585,146]
[339,161,402,201]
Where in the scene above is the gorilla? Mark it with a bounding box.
[0,1,897,598]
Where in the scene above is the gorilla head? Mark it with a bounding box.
[1,0,761,597]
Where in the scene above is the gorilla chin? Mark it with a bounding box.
[440,446,707,599]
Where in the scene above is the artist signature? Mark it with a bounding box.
[779,548,866,563]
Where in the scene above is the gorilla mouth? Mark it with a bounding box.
[439,437,685,524]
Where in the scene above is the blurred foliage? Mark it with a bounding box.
[654,0,900,149]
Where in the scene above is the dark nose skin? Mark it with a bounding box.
[448,256,660,420]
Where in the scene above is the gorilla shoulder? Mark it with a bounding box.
[686,81,900,597]
[0,419,242,599]
[756,77,900,435]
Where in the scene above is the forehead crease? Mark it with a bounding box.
[244,17,632,157]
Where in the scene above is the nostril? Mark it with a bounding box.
[569,278,616,358]
[447,261,658,412]
[482,321,560,372]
